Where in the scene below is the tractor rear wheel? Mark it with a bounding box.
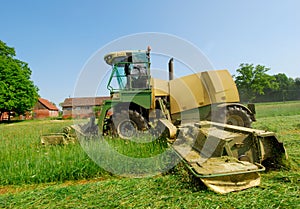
[225,106,252,128]
[112,110,148,139]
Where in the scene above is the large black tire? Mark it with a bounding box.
[225,106,252,128]
[112,110,148,139]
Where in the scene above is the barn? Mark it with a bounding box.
[33,98,59,119]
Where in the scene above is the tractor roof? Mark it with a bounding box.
[104,50,148,66]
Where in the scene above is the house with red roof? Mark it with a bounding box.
[32,98,59,119]
[61,97,110,119]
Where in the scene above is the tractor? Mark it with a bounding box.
[98,47,255,138]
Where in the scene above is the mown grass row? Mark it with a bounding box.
[0,169,299,208]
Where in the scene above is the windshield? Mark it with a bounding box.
[107,51,150,91]
[132,51,148,63]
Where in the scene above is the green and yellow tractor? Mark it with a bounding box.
[98,47,256,138]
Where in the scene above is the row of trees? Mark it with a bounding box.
[0,40,39,120]
[235,64,300,103]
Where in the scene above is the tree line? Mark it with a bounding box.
[0,40,39,120]
[234,64,300,103]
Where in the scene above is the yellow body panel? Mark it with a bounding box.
[151,69,240,114]
[201,70,240,103]
[169,72,206,114]
[150,78,169,96]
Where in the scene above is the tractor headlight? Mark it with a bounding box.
[112,92,120,99]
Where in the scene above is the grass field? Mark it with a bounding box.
[0,101,299,208]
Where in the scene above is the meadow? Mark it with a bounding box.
[0,101,299,208]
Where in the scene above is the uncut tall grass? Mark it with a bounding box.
[0,120,105,185]
[0,120,172,185]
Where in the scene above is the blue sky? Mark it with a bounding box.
[1,0,299,106]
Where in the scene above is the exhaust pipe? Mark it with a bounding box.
[169,58,174,80]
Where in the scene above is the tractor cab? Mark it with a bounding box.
[104,47,151,95]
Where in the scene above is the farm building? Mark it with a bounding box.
[32,98,59,119]
[0,112,11,121]
[61,96,110,119]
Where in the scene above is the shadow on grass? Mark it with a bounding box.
[0,119,26,124]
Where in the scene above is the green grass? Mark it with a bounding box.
[0,101,300,208]
[255,100,300,118]
[78,136,177,177]
[0,120,110,185]
[0,170,299,208]
[0,120,173,184]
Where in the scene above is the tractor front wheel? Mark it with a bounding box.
[225,106,252,128]
[112,110,148,139]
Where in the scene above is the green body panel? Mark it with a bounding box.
[118,90,152,109]
[98,100,116,133]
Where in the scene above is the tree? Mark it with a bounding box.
[0,40,39,120]
[234,63,278,102]
[273,73,295,101]
[295,77,300,87]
